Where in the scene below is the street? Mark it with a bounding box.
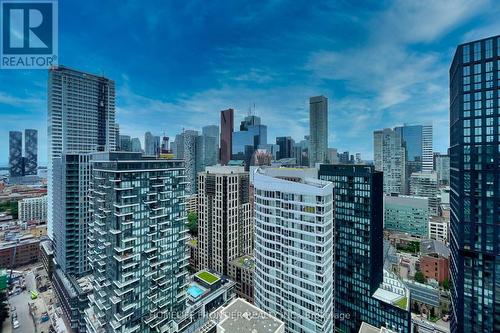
[4,271,36,333]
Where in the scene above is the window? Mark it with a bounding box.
[474,42,481,61]
[463,45,470,63]
[485,39,493,58]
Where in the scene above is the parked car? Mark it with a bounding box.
[12,319,20,329]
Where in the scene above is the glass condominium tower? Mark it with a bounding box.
[309,96,329,167]
[47,65,116,259]
[449,36,500,332]
[85,152,189,333]
[254,168,334,333]
[318,164,410,332]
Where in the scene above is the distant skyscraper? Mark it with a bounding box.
[9,131,23,177]
[254,167,334,333]
[201,125,219,166]
[118,135,131,151]
[395,124,434,180]
[130,137,142,152]
[338,150,350,164]
[24,129,37,175]
[309,95,328,166]
[85,152,188,333]
[328,148,338,164]
[422,125,433,172]
[182,130,199,195]
[220,108,234,165]
[435,154,450,185]
[374,128,406,194]
[449,36,500,333]
[318,164,410,332]
[202,125,219,158]
[144,131,160,156]
[275,136,293,159]
[232,115,267,168]
[198,166,252,275]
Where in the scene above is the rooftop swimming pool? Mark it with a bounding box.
[187,284,205,299]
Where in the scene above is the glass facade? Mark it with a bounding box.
[85,152,189,332]
[318,165,410,333]
[9,131,23,177]
[24,129,38,175]
[449,36,500,333]
[232,115,267,168]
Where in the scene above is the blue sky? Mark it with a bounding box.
[1,0,500,165]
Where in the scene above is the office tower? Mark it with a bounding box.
[48,66,116,241]
[449,36,500,333]
[409,171,439,216]
[161,135,170,154]
[257,143,280,160]
[200,126,219,167]
[384,194,429,238]
[232,115,267,168]
[130,137,142,152]
[275,136,293,159]
[24,129,37,175]
[422,125,433,172]
[18,195,47,224]
[197,166,252,275]
[327,148,338,164]
[355,152,362,164]
[84,152,188,333]
[253,167,333,333]
[293,138,309,166]
[202,125,219,158]
[395,124,434,177]
[338,150,350,164]
[318,164,410,332]
[309,95,328,166]
[9,131,23,177]
[374,128,406,194]
[118,135,131,151]
[220,108,234,165]
[435,154,450,185]
[144,131,158,156]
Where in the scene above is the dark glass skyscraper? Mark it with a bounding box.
[24,129,38,175]
[232,115,266,168]
[276,136,293,159]
[220,108,234,165]
[318,164,410,332]
[9,131,23,177]
[449,35,500,333]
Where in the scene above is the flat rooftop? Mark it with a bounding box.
[231,255,255,270]
[195,270,220,285]
[218,298,284,333]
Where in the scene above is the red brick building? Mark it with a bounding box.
[420,254,449,283]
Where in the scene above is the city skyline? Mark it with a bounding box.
[2,1,500,165]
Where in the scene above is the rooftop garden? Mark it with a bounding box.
[395,296,408,310]
[195,271,220,285]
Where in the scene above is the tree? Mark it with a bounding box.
[414,271,427,284]
[441,278,450,290]
[187,212,198,236]
[0,291,9,326]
